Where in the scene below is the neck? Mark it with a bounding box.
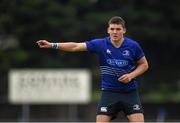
[111,37,124,48]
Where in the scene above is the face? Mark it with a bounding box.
[107,24,126,42]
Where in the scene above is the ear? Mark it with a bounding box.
[123,28,126,34]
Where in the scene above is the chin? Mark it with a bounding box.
[112,39,120,42]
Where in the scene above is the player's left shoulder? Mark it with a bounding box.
[125,37,139,43]
[125,37,141,47]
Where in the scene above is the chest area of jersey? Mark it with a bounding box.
[100,46,134,67]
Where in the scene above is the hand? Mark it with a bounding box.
[118,73,133,84]
[36,40,52,48]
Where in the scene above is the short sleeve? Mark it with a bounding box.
[134,42,145,61]
[85,39,102,53]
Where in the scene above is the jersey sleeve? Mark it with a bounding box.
[134,42,145,61]
[85,39,102,53]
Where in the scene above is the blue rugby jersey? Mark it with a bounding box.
[86,37,145,92]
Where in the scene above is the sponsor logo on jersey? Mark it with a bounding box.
[122,50,130,56]
[107,59,128,67]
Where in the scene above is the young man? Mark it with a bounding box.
[36,16,149,122]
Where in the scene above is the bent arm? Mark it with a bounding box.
[36,40,87,52]
[129,56,149,79]
[118,56,149,83]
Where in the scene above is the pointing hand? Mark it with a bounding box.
[36,40,52,48]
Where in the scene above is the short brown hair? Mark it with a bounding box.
[108,16,126,28]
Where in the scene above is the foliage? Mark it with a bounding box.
[1,0,180,102]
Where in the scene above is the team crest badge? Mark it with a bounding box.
[122,50,130,56]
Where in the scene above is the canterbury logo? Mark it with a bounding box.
[100,107,107,112]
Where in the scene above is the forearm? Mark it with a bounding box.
[55,42,87,52]
[57,42,78,52]
[129,63,149,79]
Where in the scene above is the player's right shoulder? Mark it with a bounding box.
[85,37,106,52]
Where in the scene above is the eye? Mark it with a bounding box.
[116,28,121,31]
[110,28,114,31]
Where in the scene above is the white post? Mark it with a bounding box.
[21,104,30,122]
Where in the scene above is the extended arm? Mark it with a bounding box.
[36,40,87,52]
[118,56,149,83]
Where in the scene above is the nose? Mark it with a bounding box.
[113,29,117,33]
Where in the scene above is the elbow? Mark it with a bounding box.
[70,43,79,52]
[144,63,149,71]
[70,47,78,52]
[70,48,76,52]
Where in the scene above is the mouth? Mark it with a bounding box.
[112,35,118,39]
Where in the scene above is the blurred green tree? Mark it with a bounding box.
[1,0,180,102]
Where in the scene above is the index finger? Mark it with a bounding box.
[36,40,43,43]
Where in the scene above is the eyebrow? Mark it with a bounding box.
[110,27,121,30]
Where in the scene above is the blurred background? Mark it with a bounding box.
[0,0,180,122]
